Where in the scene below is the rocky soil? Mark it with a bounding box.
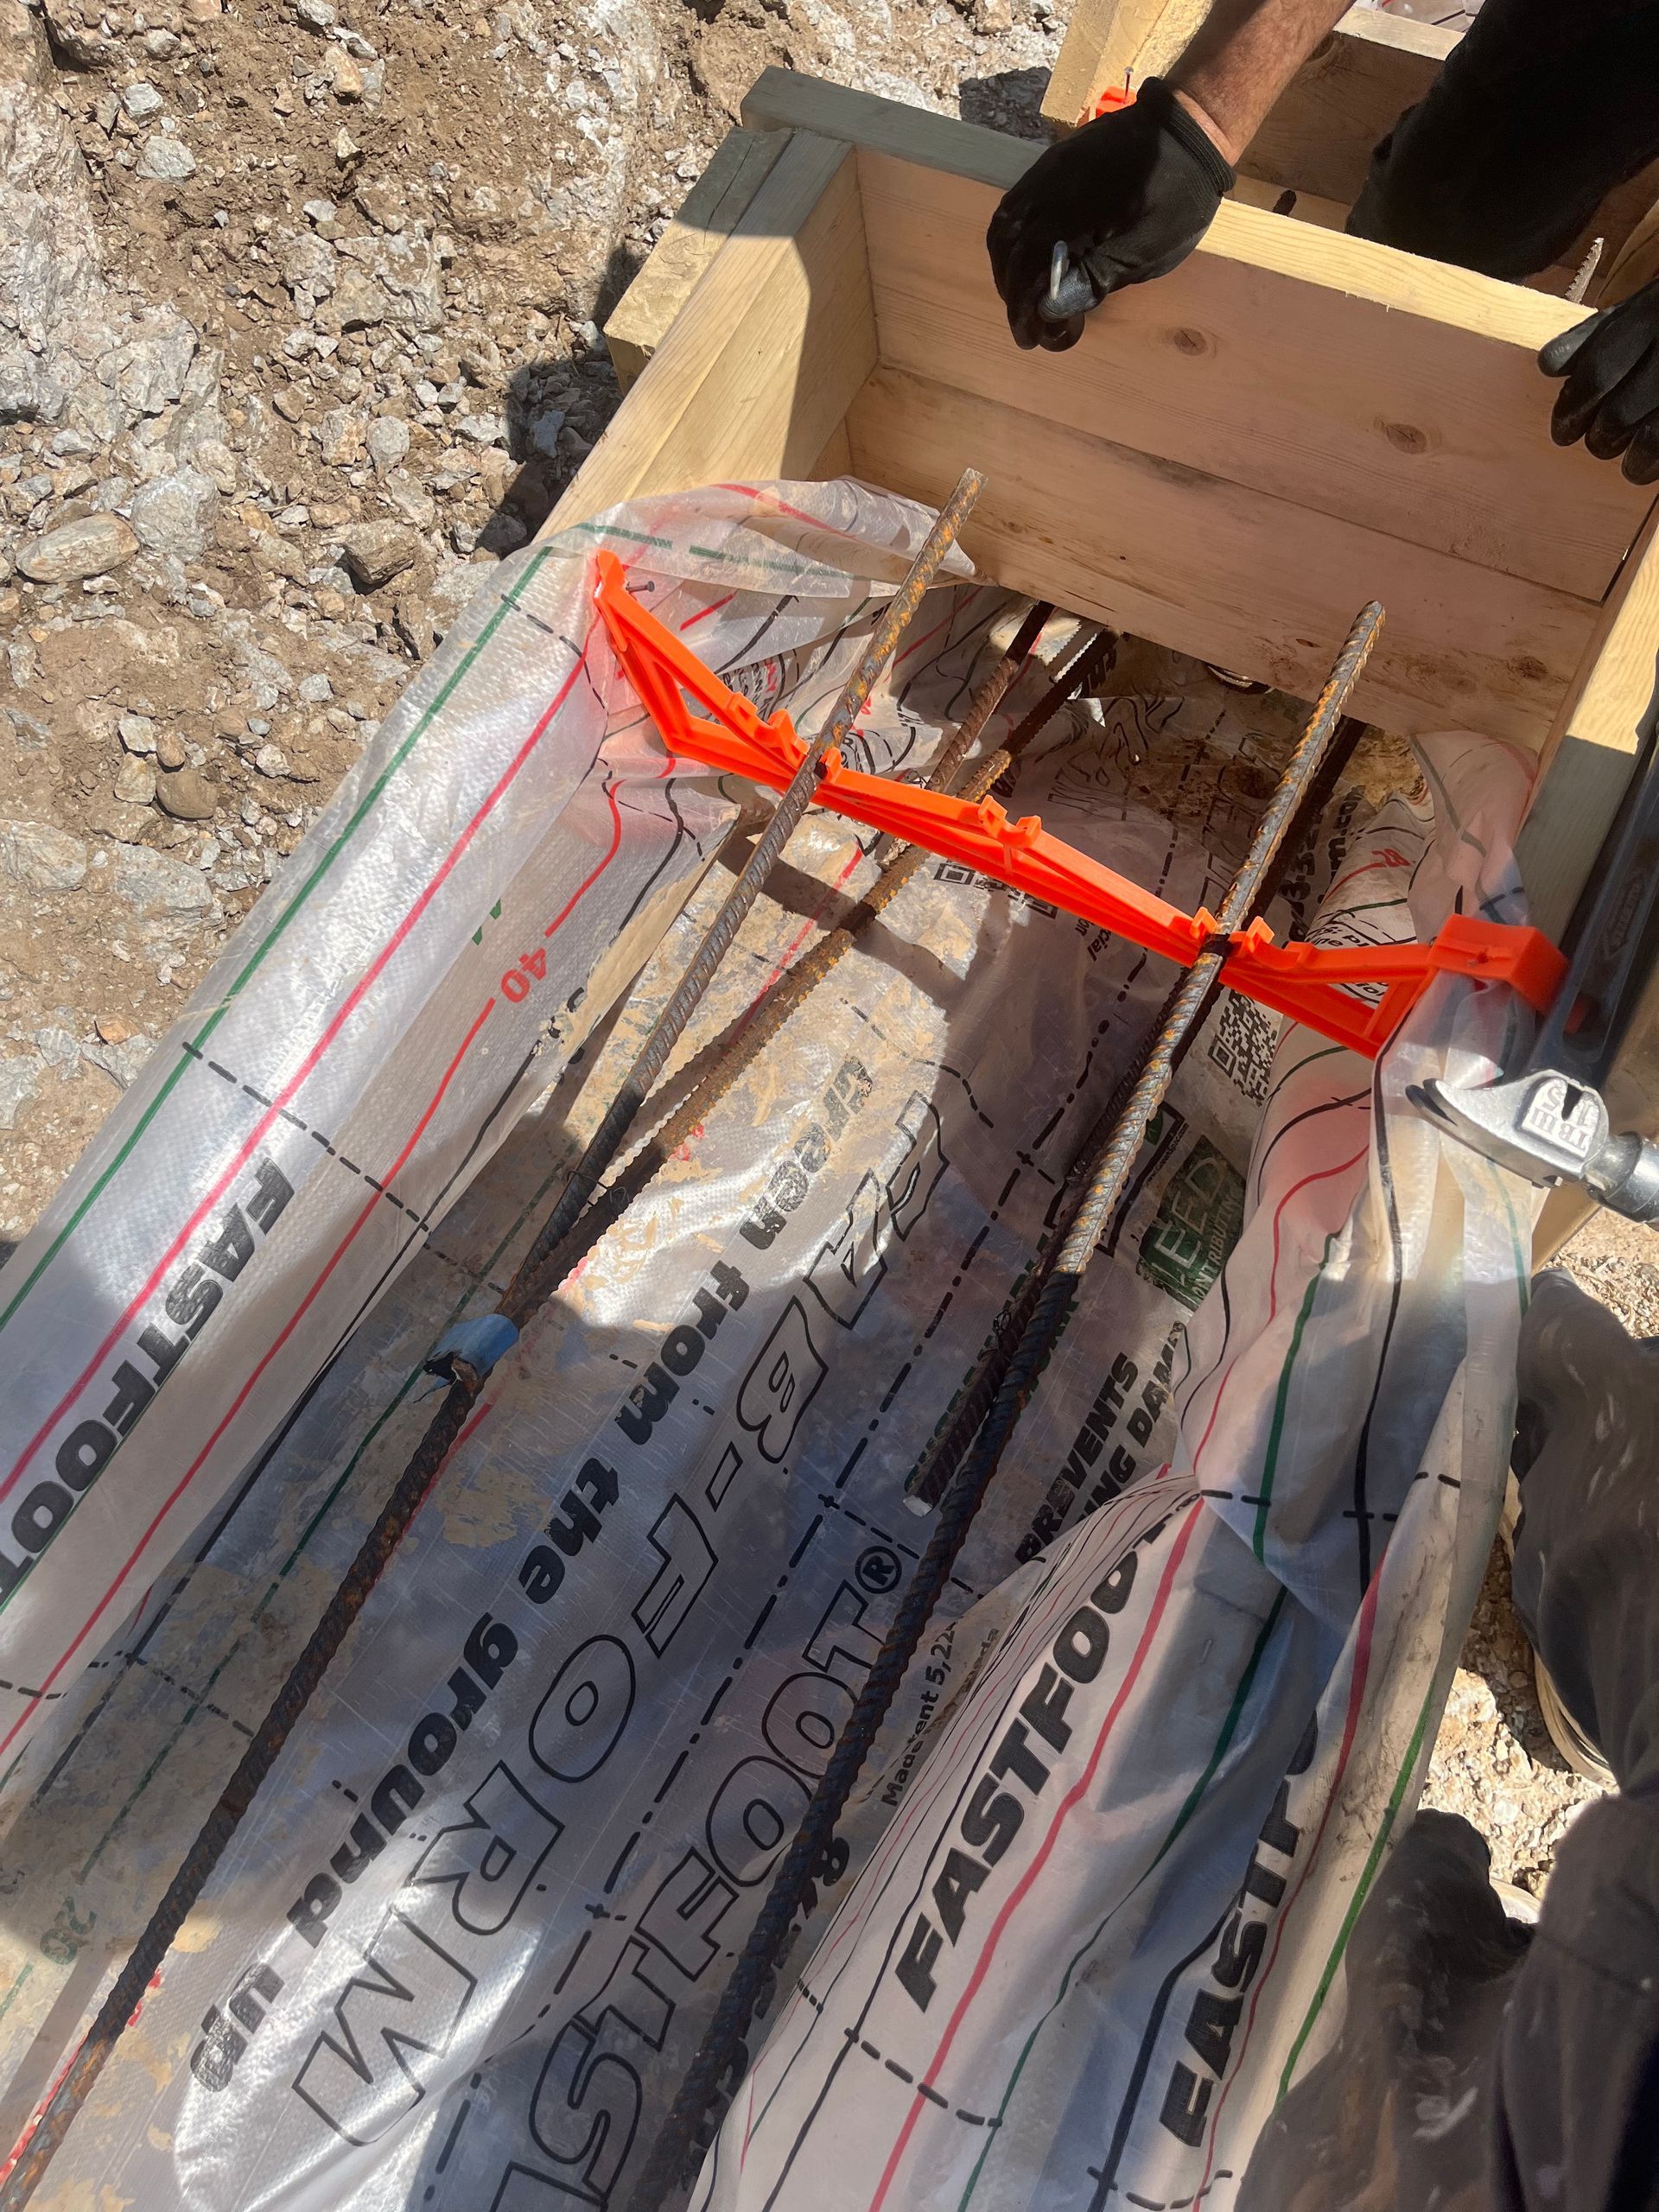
[0,0,1623,1903]
[0,0,1058,1232]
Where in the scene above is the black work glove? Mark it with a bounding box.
[1539,279,1659,484]
[987,79,1235,353]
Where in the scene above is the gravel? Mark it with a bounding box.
[0,819,88,891]
[17,512,138,582]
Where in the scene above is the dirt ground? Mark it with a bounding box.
[0,0,1632,1922]
[1416,1206,1654,1896]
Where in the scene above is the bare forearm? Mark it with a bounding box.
[1166,0,1351,162]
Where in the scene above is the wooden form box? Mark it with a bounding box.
[575,72,1659,947]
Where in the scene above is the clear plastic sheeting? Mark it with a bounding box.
[701,740,1541,2212]
[0,479,1535,2212]
[0,476,969,1775]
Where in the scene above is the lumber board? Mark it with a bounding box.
[1520,512,1659,1248]
[1230,10,1448,206]
[545,131,876,536]
[847,363,1592,748]
[1515,507,1659,939]
[741,68,1028,191]
[1041,0,1162,133]
[604,127,789,392]
[857,149,1651,602]
[1230,175,1346,232]
[1039,1,1444,141]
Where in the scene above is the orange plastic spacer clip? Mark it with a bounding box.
[592,554,1567,1059]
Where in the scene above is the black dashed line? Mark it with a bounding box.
[789,1515,823,1568]
[878,1362,911,1412]
[553,1929,592,1996]
[812,1988,999,2126]
[117,1651,253,1737]
[602,1831,640,1894]
[653,1748,690,1805]
[179,1039,493,1278]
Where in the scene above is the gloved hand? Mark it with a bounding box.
[1539,280,1659,484]
[986,79,1236,353]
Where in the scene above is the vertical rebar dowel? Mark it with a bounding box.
[626,600,1383,2212]
[499,469,985,1325]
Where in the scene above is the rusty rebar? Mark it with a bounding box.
[505,612,1104,1325]
[0,486,992,2212]
[0,1374,482,2211]
[623,603,1383,2212]
[499,467,986,1326]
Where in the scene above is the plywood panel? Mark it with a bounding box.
[847,363,1593,748]
[545,131,876,535]
[858,149,1652,601]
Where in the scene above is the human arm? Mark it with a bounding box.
[987,0,1351,350]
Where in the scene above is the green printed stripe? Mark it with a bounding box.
[567,519,673,549]
[0,551,552,1339]
[957,1583,1287,2210]
[686,543,847,583]
[1272,1149,1530,2093]
[0,1960,33,2031]
[1274,1675,1437,2100]
[1253,1231,1341,1562]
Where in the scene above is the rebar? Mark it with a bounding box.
[0,1374,482,2212]
[499,468,985,1326]
[0,485,988,2212]
[505,616,1116,1325]
[626,601,1383,2210]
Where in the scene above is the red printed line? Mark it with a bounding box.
[1191,1147,1368,1481]
[0,996,498,1763]
[681,592,735,632]
[543,778,625,940]
[866,1499,1204,2212]
[1,628,599,1510]
[715,484,860,537]
[1193,1573,1382,2201]
[1326,855,1406,900]
[0,702,663,1754]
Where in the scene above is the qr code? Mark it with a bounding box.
[1207,992,1275,1103]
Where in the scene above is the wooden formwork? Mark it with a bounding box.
[583,72,1659,946]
